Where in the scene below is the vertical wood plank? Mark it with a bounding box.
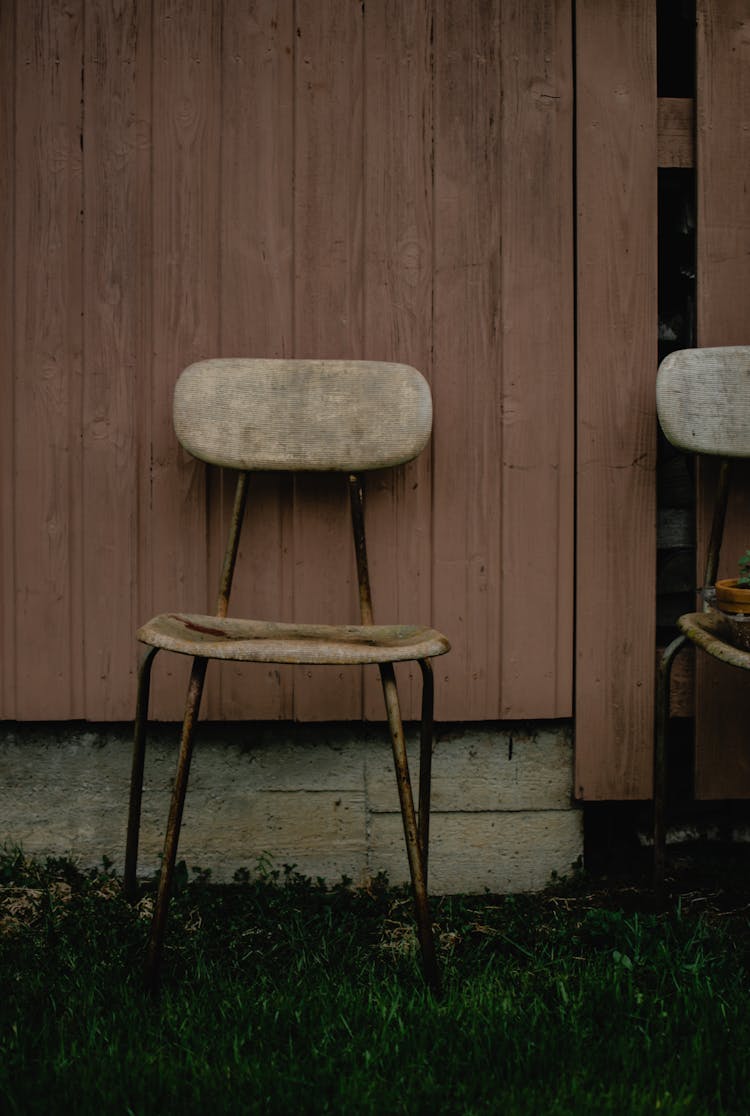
[499,0,574,716]
[0,0,16,718]
[292,0,364,720]
[432,0,503,719]
[694,0,750,797]
[362,0,434,721]
[82,0,142,719]
[149,0,221,719]
[208,0,295,720]
[575,0,658,799]
[14,0,84,718]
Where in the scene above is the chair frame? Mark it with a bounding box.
[124,465,442,993]
[653,458,731,898]
[651,345,750,898]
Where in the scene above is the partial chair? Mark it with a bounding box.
[654,345,750,897]
[123,358,450,991]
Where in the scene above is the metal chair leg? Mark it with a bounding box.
[654,634,688,902]
[124,644,159,900]
[145,656,208,992]
[417,659,434,891]
[379,662,440,994]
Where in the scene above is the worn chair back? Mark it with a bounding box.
[174,358,433,471]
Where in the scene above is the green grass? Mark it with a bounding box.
[1,850,750,1114]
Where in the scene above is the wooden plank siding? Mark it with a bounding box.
[694,0,750,798]
[574,0,658,799]
[0,0,16,719]
[13,0,85,719]
[0,0,575,725]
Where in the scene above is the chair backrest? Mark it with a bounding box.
[173,358,432,472]
[656,346,750,457]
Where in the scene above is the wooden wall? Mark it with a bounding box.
[574,0,658,799]
[0,0,575,724]
[694,0,750,798]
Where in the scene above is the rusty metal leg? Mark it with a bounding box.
[124,644,159,901]
[379,662,440,994]
[145,656,208,993]
[417,659,434,892]
[654,634,687,903]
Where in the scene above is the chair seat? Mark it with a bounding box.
[678,611,750,670]
[138,612,451,665]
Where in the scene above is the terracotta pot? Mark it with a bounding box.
[715,578,750,615]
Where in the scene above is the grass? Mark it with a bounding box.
[1,849,750,1114]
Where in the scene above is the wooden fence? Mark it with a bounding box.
[2,0,749,801]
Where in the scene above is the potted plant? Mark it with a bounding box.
[715,549,750,615]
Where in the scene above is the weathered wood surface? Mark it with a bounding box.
[2,0,575,727]
[137,613,450,665]
[174,360,433,472]
[498,0,574,717]
[575,0,658,799]
[695,0,750,798]
[82,0,142,719]
[657,347,750,456]
[0,0,15,719]
[13,0,84,718]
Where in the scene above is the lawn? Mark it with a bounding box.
[1,847,749,1115]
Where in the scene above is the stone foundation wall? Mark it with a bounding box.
[0,721,581,893]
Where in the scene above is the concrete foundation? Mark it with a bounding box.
[0,721,581,893]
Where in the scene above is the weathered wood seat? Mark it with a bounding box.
[654,345,750,897]
[138,613,449,665]
[124,358,450,993]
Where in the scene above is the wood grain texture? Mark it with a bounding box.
[499,0,574,716]
[14,0,84,718]
[82,0,141,718]
[149,0,221,719]
[173,360,432,471]
[0,0,15,718]
[575,0,658,799]
[657,346,750,456]
[3,0,583,729]
[695,0,750,798]
[361,0,434,721]
[137,613,449,664]
[292,0,365,720]
[432,0,504,719]
[209,0,295,721]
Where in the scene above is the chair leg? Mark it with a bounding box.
[379,662,440,994]
[654,634,687,902]
[145,656,208,992]
[124,645,159,901]
[417,659,435,891]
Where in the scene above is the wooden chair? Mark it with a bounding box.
[654,345,750,897]
[123,358,450,991]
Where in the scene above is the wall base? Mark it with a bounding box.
[0,721,581,893]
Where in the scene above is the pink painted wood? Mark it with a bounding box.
[2,0,576,734]
[575,0,658,799]
[14,0,84,718]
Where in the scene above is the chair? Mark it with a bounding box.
[123,358,450,991]
[654,345,750,897]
